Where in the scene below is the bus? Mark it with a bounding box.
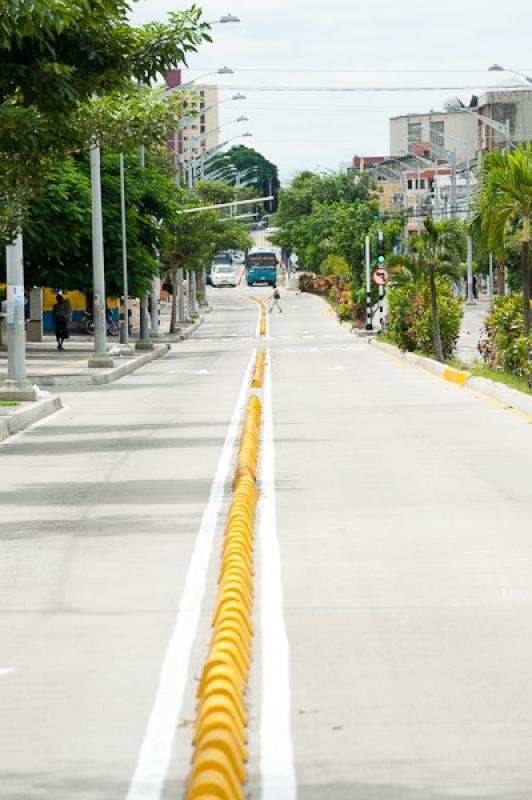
[246,247,278,286]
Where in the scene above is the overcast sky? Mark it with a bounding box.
[131,0,532,182]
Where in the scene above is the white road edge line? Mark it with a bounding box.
[255,298,262,338]
[126,348,257,800]
[259,348,297,800]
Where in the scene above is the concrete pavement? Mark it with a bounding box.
[0,284,531,798]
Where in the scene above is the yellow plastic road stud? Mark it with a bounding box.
[197,664,247,700]
[209,642,247,683]
[196,697,247,745]
[190,751,244,800]
[219,567,253,592]
[212,614,252,648]
[197,679,247,725]
[185,767,238,800]
[217,577,253,607]
[194,712,247,761]
[194,728,247,783]
[200,656,246,695]
[211,631,250,670]
[214,623,252,660]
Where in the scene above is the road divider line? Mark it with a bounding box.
[126,349,257,800]
[259,349,297,800]
[184,354,264,799]
[251,296,268,337]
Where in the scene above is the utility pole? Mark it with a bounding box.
[178,268,186,324]
[365,236,373,331]
[88,143,114,368]
[467,235,475,304]
[136,143,154,351]
[119,153,130,347]
[488,252,494,306]
[0,230,37,399]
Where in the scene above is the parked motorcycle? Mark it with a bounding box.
[80,309,119,336]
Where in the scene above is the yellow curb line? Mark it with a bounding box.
[371,343,532,423]
[184,352,265,799]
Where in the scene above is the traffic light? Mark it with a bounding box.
[377,232,385,264]
[372,212,380,221]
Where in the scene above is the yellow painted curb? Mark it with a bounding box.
[443,367,469,386]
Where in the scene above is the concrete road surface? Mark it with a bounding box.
[0,283,531,799]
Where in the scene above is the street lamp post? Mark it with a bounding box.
[88,143,114,367]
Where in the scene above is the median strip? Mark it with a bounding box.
[184,356,263,799]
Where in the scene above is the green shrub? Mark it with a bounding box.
[387,280,462,358]
[479,293,531,377]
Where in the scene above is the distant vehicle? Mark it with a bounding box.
[212,263,237,287]
[212,251,233,266]
[246,247,278,286]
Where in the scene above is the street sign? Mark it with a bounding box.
[372,267,388,287]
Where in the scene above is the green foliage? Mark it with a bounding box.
[479,293,531,377]
[13,149,178,297]
[206,146,280,209]
[271,169,404,290]
[387,280,463,359]
[164,181,253,274]
[320,255,350,277]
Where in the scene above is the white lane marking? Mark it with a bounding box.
[255,300,262,338]
[0,668,15,676]
[259,350,297,800]
[126,349,257,800]
[169,369,214,375]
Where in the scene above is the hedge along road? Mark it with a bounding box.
[0,282,531,799]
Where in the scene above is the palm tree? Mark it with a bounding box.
[474,144,532,335]
[388,218,463,362]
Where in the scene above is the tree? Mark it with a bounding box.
[388,218,464,362]
[0,2,210,235]
[164,181,253,332]
[206,146,280,212]
[473,145,532,338]
[8,148,177,297]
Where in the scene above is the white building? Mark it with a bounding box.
[390,108,478,164]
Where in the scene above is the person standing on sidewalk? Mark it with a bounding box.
[52,293,72,350]
[268,283,282,314]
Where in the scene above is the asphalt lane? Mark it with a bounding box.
[1,283,531,799]
[250,289,532,799]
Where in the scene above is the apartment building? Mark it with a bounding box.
[165,70,219,168]
[390,109,478,164]
[475,87,532,153]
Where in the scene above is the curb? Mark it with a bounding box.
[35,344,170,387]
[0,395,62,442]
[369,338,532,417]
[302,292,355,333]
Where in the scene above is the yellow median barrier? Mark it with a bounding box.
[185,380,263,800]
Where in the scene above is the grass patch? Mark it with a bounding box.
[467,366,532,395]
[0,400,20,407]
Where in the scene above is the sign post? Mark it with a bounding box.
[365,236,372,331]
[372,267,389,332]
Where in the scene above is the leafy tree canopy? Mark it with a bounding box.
[206,146,280,210]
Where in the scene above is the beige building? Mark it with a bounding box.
[181,84,219,165]
[475,87,532,154]
[390,109,478,164]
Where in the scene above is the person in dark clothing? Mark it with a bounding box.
[52,293,72,349]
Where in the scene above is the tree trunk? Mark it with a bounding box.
[429,264,445,362]
[497,262,505,296]
[170,269,178,334]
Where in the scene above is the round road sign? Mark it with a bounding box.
[372,267,388,287]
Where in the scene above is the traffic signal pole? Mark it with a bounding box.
[365,236,373,331]
[377,231,385,332]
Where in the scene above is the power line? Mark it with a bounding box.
[188,67,532,74]
[211,84,528,92]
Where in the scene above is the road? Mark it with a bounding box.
[1,283,531,799]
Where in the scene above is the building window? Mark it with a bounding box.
[407,179,413,189]
[430,120,444,149]
[407,122,422,152]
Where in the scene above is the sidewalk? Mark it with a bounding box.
[456,294,491,365]
[0,302,204,388]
